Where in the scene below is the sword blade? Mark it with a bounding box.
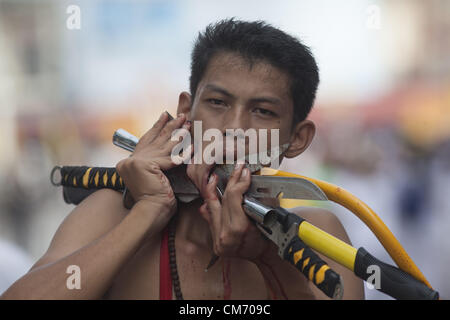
[166,170,327,203]
[248,176,328,201]
[112,128,327,202]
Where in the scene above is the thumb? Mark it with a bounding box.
[199,203,210,223]
[202,173,222,236]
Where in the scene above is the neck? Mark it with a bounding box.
[175,198,214,252]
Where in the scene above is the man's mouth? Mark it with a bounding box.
[222,149,248,164]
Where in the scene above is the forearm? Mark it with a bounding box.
[1,201,163,300]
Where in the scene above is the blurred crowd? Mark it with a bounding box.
[0,0,449,299]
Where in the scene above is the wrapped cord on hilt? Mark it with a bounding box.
[59,166,124,191]
[284,236,343,299]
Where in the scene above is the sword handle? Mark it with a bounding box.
[112,129,138,152]
[284,236,344,299]
[112,112,175,153]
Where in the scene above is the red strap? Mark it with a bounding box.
[159,226,172,300]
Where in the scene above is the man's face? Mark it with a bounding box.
[187,52,295,163]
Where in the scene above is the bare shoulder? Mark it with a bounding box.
[288,206,352,245]
[30,189,129,271]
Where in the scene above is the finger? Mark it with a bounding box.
[165,121,192,154]
[200,203,222,256]
[199,203,211,223]
[170,143,194,166]
[199,202,218,242]
[221,166,251,227]
[199,201,221,251]
[223,163,249,203]
[151,156,179,171]
[226,163,245,188]
[203,174,223,245]
[138,111,170,147]
[226,167,251,227]
[235,166,251,190]
[153,113,187,145]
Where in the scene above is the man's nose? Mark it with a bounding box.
[221,107,250,134]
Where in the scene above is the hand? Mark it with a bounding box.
[116,112,192,211]
[195,163,279,262]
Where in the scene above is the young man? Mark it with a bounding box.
[1,19,364,300]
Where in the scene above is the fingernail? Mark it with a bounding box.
[159,112,165,120]
[235,163,243,170]
[166,111,174,120]
[242,168,249,177]
[182,122,191,129]
[208,174,215,184]
[178,113,185,119]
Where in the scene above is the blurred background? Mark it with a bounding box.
[0,0,449,299]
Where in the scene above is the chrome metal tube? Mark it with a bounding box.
[113,128,138,152]
[242,196,277,227]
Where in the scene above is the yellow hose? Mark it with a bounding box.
[259,167,433,289]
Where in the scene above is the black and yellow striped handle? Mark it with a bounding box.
[284,234,343,299]
[51,166,124,205]
[296,219,439,299]
[52,165,440,300]
[55,166,124,190]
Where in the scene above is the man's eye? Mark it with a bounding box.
[207,99,226,106]
[254,108,277,117]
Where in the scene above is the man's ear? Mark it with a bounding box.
[284,120,316,158]
[176,91,192,119]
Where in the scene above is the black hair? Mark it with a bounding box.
[189,18,320,125]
